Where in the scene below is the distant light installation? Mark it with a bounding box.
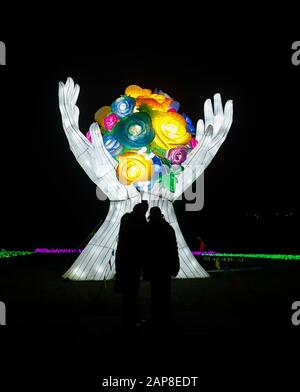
[0,249,33,259]
[58,78,233,280]
[35,248,82,254]
[194,252,300,260]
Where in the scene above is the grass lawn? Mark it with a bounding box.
[1,253,300,381]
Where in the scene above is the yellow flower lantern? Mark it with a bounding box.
[116,151,154,185]
[125,85,152,98]
[151,111,192,150]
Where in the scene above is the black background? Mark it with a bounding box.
[1,19,300,388]
[1,28,299,254]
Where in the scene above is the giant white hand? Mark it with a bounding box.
[58,78,139,201]
[146,94,233,201]
[173,93,233,200]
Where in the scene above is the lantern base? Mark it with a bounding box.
[62,196,209,281]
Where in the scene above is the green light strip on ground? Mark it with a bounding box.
[0,249,34,259]
[1,249,300,261]
[204,253,300,260]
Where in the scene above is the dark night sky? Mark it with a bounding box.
[1,28,299,252]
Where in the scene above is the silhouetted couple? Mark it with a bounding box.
[114,201,180,335]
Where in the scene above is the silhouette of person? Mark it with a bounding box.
[114,201,148,331]
[143,206,180,333]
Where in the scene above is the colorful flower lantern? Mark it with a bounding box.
[93,84,197,192]
[59,77,233,281]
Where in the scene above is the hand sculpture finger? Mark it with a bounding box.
[58,80,91,158]
[201,99,233,168]
[59,82,96,186]
[204,98,214,127]
[213,93,223,118]
[172,95,233,200]
[196,119,205,143]
[211,99,233,148]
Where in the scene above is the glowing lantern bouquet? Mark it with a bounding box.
[88,85,198,193]
[59,77,233,280]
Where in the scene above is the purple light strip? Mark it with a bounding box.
[192,251,217,255]
[35,248,82,254]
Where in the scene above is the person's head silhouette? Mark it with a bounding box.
[149,206,164,222]
[132,201,148,217]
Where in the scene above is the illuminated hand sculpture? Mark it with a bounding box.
[59,78,233,280]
